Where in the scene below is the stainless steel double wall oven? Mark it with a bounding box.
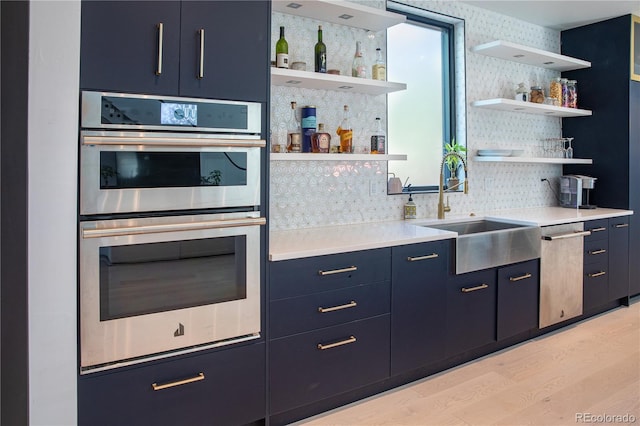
[78,91,266,373]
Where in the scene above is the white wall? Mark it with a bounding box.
[270,0,564,230]
[28,1,80,424]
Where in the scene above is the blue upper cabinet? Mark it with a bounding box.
[179,1,270,102]
[80,1,270,102]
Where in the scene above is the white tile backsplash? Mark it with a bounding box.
[270,0,566,230]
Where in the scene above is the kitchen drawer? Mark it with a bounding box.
[584,219,609,242]
[584,239,609,264]
[497,260,540,341]
[270,248,391,300]
[270,281,390,338]
[78,342,265,426]
[583,262,609,311]
[269,315,390,414]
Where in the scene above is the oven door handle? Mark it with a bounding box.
[82,217,266,239]
[82,135,266,148]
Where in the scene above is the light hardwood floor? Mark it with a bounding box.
[295,299,640,426]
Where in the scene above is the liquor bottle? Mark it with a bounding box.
[336,105,353,153]
[311,123,331,153]
[352,41,366,78]
[370,117,386,154]
[287,101,301,152]
[276,26,289,69]
[372,48,386,81]
[314,25,327,73]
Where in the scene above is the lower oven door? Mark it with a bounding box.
[79,212,265,373]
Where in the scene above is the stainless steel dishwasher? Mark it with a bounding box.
[539,222,590,328]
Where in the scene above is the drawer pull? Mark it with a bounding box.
[318,300,357,313]
[588,271,606,278]
[509,273,532,282]
[614,223,629,228]
[151,372,204,391]
[589,227,607,233]
[461,283,489,293]
[407,253,439,262]
[318,266,357,276]
[589,249,607,255]
[317,336,356,350]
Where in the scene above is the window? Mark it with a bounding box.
[387,2,464,193]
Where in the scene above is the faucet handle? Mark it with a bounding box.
[444,196,451,213]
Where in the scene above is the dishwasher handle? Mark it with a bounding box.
[542,230,591,241]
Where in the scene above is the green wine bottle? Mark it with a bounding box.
[276,26,289,69]
[314,25,327,73]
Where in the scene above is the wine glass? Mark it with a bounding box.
[564,137,574,159]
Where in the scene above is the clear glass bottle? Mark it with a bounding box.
[336,105,353,153]
[370,117,386,154]
[372,48,386,81]
[352,41,366,78]
[275,26,289,69]
[286,101,301,152]
[314,25,327,73]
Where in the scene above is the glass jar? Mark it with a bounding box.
[560,78,569,107]
[515,82,528,102]
[530,85,544,103]
[566,80,577,108]
[549,77,562,105]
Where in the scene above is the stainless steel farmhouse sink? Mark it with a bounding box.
[422,219,541,274]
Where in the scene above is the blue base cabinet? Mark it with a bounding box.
[446,269,497,356]
[269,248,391,415]
[496,260,540,340]
[583,217,630,312]
[390,240,449,375]
[78,342,266,426]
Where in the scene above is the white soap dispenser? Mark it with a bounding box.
[404,194,416,219]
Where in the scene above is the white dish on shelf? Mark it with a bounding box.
[477,149,512,157]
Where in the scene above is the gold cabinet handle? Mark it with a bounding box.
[461,283,489,293]
[198,28,205,79]
[589,249,607,255]
[152,372,204,391]
[509,273,532,282]
[318,266,357,276]
[407,253,439,262]
[156,23,164,75]
[317,336,356,350]
[589,227,607,233]
[614,223,629,228]
[588,271,607,278]
[318,300,357,313]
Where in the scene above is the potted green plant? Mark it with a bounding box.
[444,139,466,189]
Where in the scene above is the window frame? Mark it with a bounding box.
[386,2,462,192]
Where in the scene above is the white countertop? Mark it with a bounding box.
[269,206,633,261]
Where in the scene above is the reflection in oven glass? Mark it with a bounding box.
[99,152,248,189]
[99,236,246,320]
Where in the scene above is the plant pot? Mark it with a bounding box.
[447,177,460,190]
